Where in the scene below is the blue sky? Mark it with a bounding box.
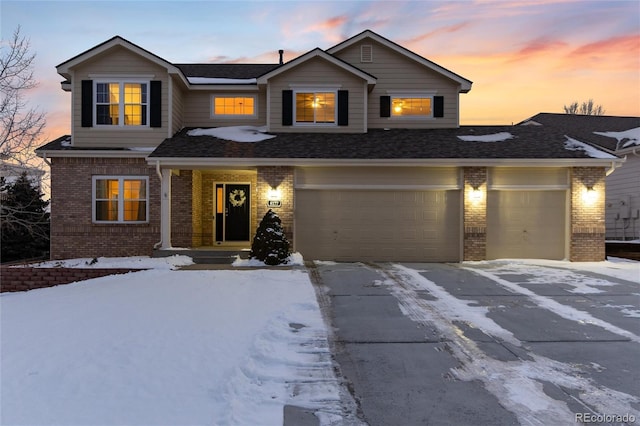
[2,0,639,139]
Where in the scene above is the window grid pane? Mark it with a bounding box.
[392,97,432,116]
[296,92,335,123]
[94,178,148,222]
[214,97,254,115]
[96,83,120,125]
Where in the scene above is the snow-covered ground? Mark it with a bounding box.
[0,257,347,426]
[1,256,637,425]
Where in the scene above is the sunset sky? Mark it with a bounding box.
[2,0,639,144]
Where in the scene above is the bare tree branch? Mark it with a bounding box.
[0,25,46,165]
[563,99,606,116]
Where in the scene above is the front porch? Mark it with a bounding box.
[157,166,294,254]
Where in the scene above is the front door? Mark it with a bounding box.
[214,183,251,242]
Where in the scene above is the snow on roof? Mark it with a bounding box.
[593,127,640,149]
[187,126,275,143]
[457,132,514,142]
[563,137,617,159]
[187,77,257,84]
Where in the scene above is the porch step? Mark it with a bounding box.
[153,249,250,264]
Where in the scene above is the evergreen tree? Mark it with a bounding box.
[1,172,50,262]
[250,209,290,266]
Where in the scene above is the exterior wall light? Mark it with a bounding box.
[582,185,598,205]
[470,186,483,202]
[267,187,281,200]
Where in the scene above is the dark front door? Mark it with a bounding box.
[215,183,250,242]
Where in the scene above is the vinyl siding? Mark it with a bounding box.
[268,57,365,133]
[333,39,461,129]
[72,46,169,148]
[171,77,185,135]
[605,156,640,239]
[182,87,267,128]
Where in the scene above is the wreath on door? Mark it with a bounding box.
[229,189,246,207]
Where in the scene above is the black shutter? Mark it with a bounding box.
[282,90,293,126]
[380,95,391,117]
[150,80,162,128]
[337,90,348,126]
[434,96,444,118]
[81,80,93,127]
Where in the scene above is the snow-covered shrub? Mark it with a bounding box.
[250,209,290,265]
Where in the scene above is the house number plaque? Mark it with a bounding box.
[266,200,282,208]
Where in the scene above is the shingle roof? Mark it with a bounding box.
[145,126,618,160]
[519,113,640,152]
[175,63,281,79]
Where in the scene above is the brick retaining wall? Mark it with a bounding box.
[0,267,145,293]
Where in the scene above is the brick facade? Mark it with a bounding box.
[570,167,606,261]
[256,166,295,244]
[0,267,145,293]
[49,160,606,262]
[50,157,160,259]
[463,166,487,261]
[171,170,193,248]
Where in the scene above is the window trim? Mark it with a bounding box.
[293,89,338,126]
[210,94,258,119]
[92,176,149,224]
[387,91,437,120]
[93,79,150,127]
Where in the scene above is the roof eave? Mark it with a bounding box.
[146,157,624,168]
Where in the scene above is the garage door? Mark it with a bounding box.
[295,189,461,262]
[487,191,566,260]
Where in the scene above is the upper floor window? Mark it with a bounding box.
[95,81,148,126]
[392,96,432,117]
[380,94,444,119]
[212,96,256,117]
[93,176,148,223]
[295,92,336,124]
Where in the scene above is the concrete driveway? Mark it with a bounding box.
[307,261,640,426]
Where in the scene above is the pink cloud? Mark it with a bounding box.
[568,33,640,67]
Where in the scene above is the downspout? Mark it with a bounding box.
[41,152,51,166]
[154,160,163,249]
[606,158,625,176]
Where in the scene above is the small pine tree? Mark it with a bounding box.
[250,209,290,266]
[0,172,50,262]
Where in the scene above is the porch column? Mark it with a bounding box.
[160,168,172,249]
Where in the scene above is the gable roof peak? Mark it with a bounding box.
[56,34,179,78]
[327,29,472,93]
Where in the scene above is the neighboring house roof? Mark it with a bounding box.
[519,113,640,153]
[327,29,473,93]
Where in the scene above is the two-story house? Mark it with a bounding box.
[36,30,623,262]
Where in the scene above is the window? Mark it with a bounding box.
[295,92,336,124]
[95,82,148,126]
[392,97,432,117]
[93,177,148,223]
[380,94,443,119]
[212,96,256,117]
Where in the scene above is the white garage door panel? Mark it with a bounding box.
[487,191,566,260]
[295,190,460,262]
